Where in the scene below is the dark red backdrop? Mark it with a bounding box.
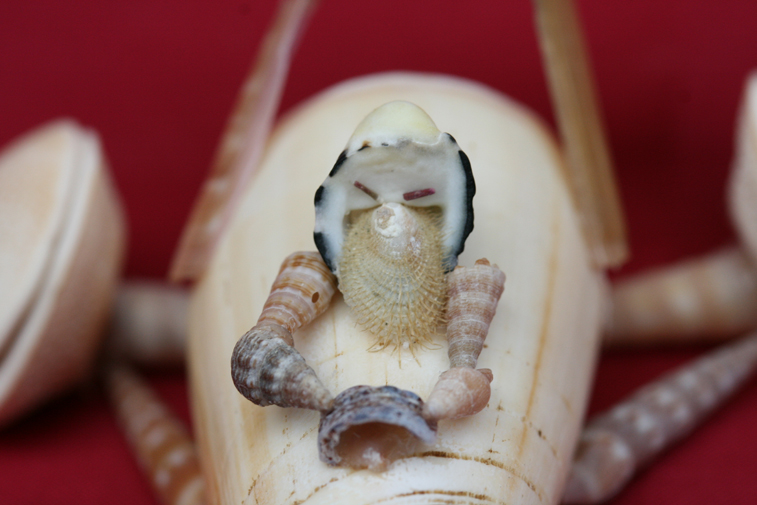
[1,1,756,503]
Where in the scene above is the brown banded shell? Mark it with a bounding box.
[230,251,336,411]
[338,202,447,351]
[606,247,757,345]
[258,251,337,333]
[318,385,437,471]
[446,258,506,368]
[106,365,207,505]
[564,331,757,504]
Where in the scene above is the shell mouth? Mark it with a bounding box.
[318,385,437,471]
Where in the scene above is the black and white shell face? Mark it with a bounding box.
[313,101,475,276]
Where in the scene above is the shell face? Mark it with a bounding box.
[313,101,475,276]
[313,101,475,350]
[338,202,447,350]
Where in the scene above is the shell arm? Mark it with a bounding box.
[423,258,506,422]
[230,251,337,411]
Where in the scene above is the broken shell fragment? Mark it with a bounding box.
[231,251,336,411]
[423,367,493,422]
[313,100,475,275]
[446,258,506,369]
[318,385,436,470]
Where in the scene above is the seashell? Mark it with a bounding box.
[338,203,447,350]
[606,73,757,346]
[564,331,757,504]
[446,258,506,368]
[606,247,757,345]
[423,367,493,422]
[317,385,437,471]
[189,72,607,505]
[230,251,336,411]
[232,322,332,410]
[257,251,337,333]
[729,71,757,266]
[169,0,319,282]
[0,120,125,427]
[106,281,190,367]
[106,365,207,505]
[313,100,475,276]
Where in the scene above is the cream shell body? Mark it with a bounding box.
[188,73,606,505]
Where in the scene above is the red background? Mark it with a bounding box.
[1,0,756,503]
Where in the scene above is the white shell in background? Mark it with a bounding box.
[0,120,125,426]
[188,73,606,505]
[730,71,757,264]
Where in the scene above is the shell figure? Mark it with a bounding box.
[230,101,506,469]
[314,101,476,351]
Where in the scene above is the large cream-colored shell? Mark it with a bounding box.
[0,120,125,426]
[729,72,757,264]
[188,73,606,505]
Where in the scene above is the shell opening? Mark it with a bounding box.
[318,385,437,470]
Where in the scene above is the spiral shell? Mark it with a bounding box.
[338,202,447,350]
[606,247,757,345]
[106,365,206,505]
[564,331,757,504]
[446,258,506,368]
[318,385,437,470]
[231,251,336,411]
[423,367,493,422]
[258,251,337,332]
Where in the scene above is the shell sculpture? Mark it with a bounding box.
[564,330,757,504]
[231,102,505,469]
[197,71,605,505]
[106,364,207,505]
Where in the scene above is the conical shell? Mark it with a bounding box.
[606,247,757,345]
[423,367,493,422]
[232,322,332,411]
[106,281,190,366]
[338,203,447,350]
[446,258,506,368]
[258,251,337,333]
[231,251,336,411]
[564,331,757,504]
[106,365,207,505]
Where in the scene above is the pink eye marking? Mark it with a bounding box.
[354,181,378,200]
[403,188,435,201]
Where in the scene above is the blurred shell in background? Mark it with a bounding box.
[0,120,126,427]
